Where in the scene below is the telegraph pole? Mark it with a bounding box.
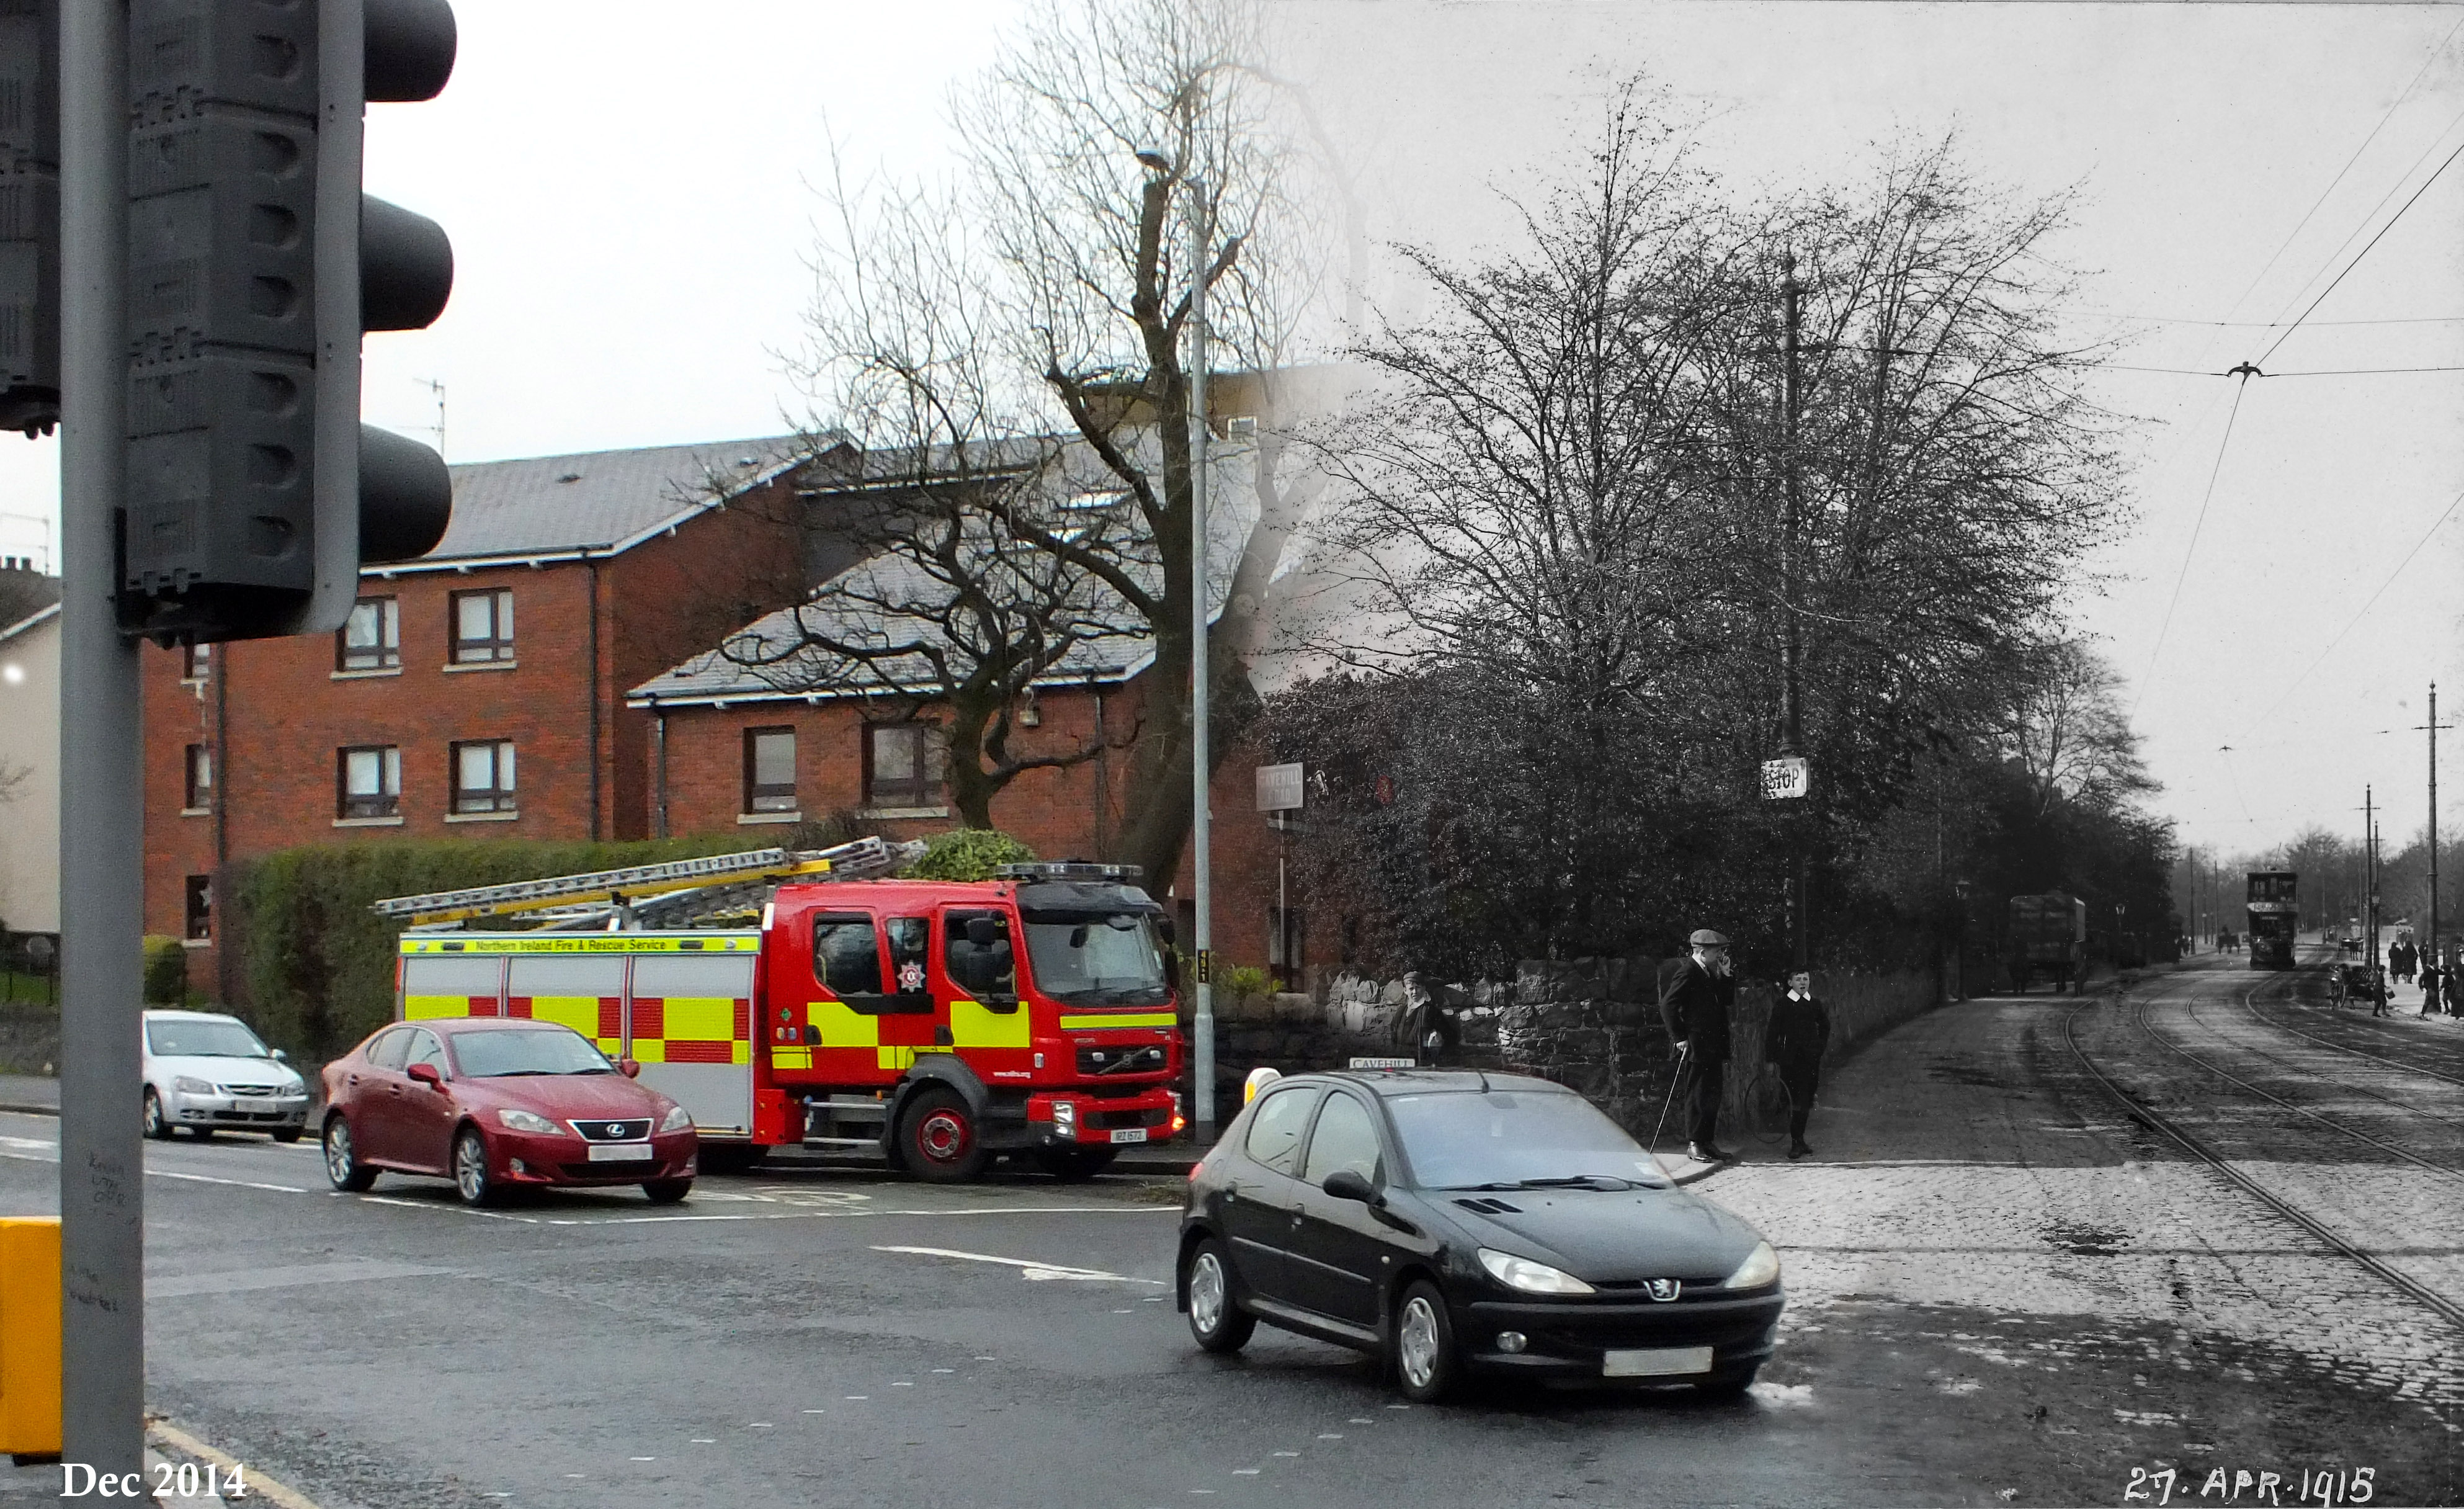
[1187,174,1216,1137]
[1781,250,1808,972]
[2366,785,2380,998]
[2427,683,2450,979]
[59,0,147,1471]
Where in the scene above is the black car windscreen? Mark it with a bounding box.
[1020,910,1171,1006]
[1388,1090,1670,1189]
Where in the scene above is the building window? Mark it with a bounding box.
[337,745,402,820]
[743,727,797,813]
[864,722,944,810]
[449,588,514,664]
[182,744,212,812]
[184,875,212,942]
[451,739,517,815]
[181,642,210,682]
[337,596,401,672]
[1269,905,1306,992]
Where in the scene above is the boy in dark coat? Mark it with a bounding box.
[1763,970,1831,1159]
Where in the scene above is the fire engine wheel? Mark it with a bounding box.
[899,1087,988,1183]
[1032,1147,1119,1181]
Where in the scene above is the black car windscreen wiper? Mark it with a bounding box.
[1448,1175,1641,1191]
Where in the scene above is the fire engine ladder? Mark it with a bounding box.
[372,836,921,929]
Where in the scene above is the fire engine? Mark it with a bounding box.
[372,840,1187,1181]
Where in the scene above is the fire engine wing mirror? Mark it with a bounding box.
[619,1058,642,1078]
[406,1062,443,1089]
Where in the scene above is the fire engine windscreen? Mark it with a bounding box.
[1020,910,1171,1006]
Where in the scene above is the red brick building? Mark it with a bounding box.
[146,435,823,993]
[146,428,1334,1002]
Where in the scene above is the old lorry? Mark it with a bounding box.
[2007,892,2089,995]
[374,841,1185,1181]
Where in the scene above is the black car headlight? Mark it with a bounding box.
[1476,1247,1597,1296]
[1718,1240,1780,1291]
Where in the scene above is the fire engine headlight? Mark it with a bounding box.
[495,1108,560,1134]
[1171,1090,1187,1135]
[1052,1100,1077,1131]
[172,1076,216,1096]
[659,1103,694,1134]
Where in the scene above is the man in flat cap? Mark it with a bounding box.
[1658,928,1738,1163]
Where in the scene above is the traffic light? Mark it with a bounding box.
[120,0,455,645]
[0,0,59,438]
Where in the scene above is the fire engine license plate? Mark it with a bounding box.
[231,1098,276,1113]
[1602,1346,1713,1378]
[1109,1127,1148,1145]
[587,1142,654,1162]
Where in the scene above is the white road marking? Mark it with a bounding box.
[690,1438,716,1444]
[870,1244,1166,1284]
[931,1368,954,1373]
[846,1395,867,1400]
[349,1193,538,1223]
[1233,1468,1261,1475]
[1318,1433,1342,1440]
[891,1381,913,1387]
[1274,1451,1300,1458]
[148,1168,308,1193]
[630,1456,655,1462]
[748,1422,774,1428]
[1348,1416,1373,1424]
[802,1408,826,1414]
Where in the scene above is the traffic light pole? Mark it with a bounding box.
[58,0,147,1472]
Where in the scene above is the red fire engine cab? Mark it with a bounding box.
[378,843,1186,1182]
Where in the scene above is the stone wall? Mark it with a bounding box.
[1182,959,1943,1145]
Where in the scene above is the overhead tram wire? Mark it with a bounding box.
[2096,362,2464,378]
[2248,481,2464,735]
[2130,368,2253,722]
[2255,119,2464,370]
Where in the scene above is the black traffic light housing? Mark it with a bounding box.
[0,0,60,437]
[119,0,455,645]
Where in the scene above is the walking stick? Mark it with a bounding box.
[1649,1042,1690,1155]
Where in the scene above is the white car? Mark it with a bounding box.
[141,1010,311,1142]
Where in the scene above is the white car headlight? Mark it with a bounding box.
[1719,1240,1781,1291]
[659,1104,693,1134]
[495,1108,560,1134]
[172,1075,215,1096]
[1476,1247,1597,1296]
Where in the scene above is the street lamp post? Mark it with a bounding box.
[1186,174,1216,1139]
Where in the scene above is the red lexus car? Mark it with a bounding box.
[321,1018,698,1206]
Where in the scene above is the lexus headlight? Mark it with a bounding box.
[1719,1240,1781,1291]
[173,1075,215,1096]
[659,1103,693,1134]
[1476,1247,1597,1296]
[495,1108,560,1134]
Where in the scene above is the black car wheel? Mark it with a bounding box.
[271,1127,302,1144]
[322,1114,376,1193]
[452,1126,499,1207]
[1183,1237,1254,1353]
[1391,1280,1462,1404]
[1697,1363,1760,1399]
[1033,1147,1118,1181]
[898,1086,988,1183]
[142,1088,172,1141]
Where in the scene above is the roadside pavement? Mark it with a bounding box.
[0,1072,55,1116]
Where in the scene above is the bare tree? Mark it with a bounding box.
[790,0,1336,875]
[1999,638,2153,817]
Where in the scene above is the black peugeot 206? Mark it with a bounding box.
[1175,1070,1785,1402]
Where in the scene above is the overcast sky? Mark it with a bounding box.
[7,0,2459,861]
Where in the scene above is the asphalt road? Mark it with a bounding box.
[1,951,2457,1508]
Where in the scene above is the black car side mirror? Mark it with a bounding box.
[270,1048,288,1062]
[1321,1168,1376,1203]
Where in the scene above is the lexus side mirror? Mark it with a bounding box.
[1321,1168,1376,1203]
[406,1063,443,1088]
[619,1058,642,1079]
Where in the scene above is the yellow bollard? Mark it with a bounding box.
[0,1217,62,1459]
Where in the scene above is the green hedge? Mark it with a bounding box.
[230,836,777,1059]
[899,828,1037,882]
[141,935,187,1004]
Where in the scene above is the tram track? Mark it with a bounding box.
[2060,981,2464,1338]
[2236,975,2464,1094]
[2131,975,2464,1184]
[2171,992,2464,1144]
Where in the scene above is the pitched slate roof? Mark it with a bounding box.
[392,434,822,569]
